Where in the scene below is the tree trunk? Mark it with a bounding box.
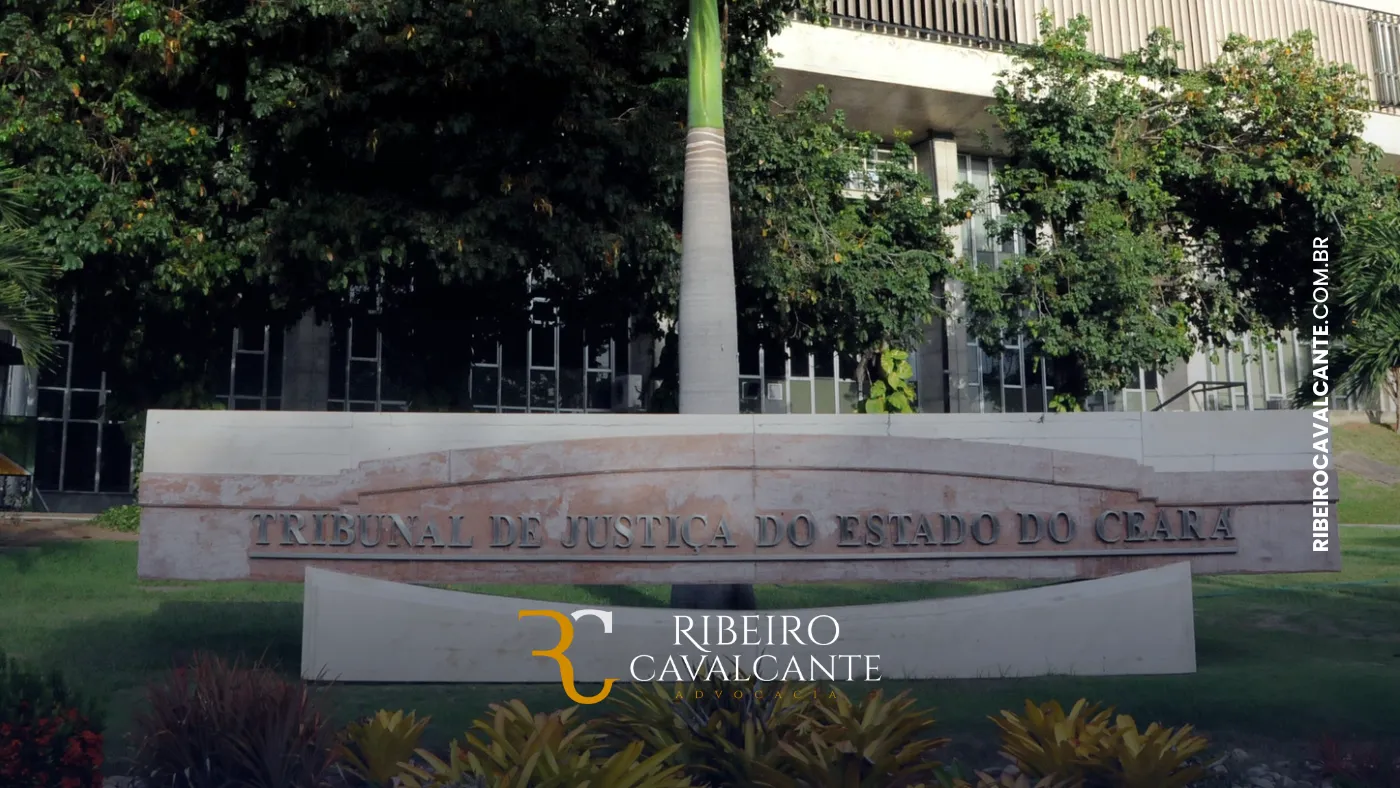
[670,0,752,611]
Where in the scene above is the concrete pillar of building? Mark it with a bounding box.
[280,311,332,412]
[921,134,975,414]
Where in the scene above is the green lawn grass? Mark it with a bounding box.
[1335,422,1400,524]
[2,529,1398,772]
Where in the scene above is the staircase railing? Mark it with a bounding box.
[1153,381,1245,412]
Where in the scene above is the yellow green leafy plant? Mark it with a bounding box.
[990,700,1114,782]
[337,709,431,787]
[1100,714,1215,788]
[593,679,816,786]
[398,700,691,788]
[768,687,949,788]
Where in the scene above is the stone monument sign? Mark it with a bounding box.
[137,411,1336,584]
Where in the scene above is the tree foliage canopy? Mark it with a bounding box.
[1,0,965,412]
[965,15,1394,395]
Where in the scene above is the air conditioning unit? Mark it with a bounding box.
[1266,397,1287,410]
[611,374,644,411]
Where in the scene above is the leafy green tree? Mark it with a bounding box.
[966,15,1390,398]
[1334,213,1400,430]
[0,164,54,367]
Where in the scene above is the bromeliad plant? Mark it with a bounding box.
[771,687,948,788]
[593,678,816,786]
[991,700,1114,782]
[337,709,431,787]
[990,700,1217,788]
[398,700,691,788]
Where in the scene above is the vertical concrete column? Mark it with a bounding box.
[280,311,333,412]
[925,134,975,413]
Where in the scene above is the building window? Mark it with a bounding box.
[958,154,1021,269]
[739,339,862,414]
[1086,369,1160,412]
[469,306,623,413]
[1205,334,1305,411]
[327,318,409,412]
[958,154,1051,413]
[847,145,916,194]
[222,326,284,411]
[32,308,132,494]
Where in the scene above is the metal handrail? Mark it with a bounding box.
[1153,381,1245,412]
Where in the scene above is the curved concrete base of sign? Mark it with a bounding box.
[301,563,1196,683]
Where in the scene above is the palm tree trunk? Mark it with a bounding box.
[670,0,753,612]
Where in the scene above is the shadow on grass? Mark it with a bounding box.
[0,541,90,573]
[40,600,303,691]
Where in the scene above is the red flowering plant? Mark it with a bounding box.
[0,650,104,788]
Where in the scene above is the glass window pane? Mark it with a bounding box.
[838,355,857,380]
[1227,349,1245,381]
[586,336,612,371]
[530,325,556,369]
[1282,337,1300,392]
[238,326,266,352]
[500,367,527,408]
[348,361,378,401]
[1265,347,1282,395]
[1001,351,1022,386]
[99,423,133,493]
[814,352,835,378]
[530,369,558,410]
[586,371,612,410]
[1124,390,1143,412]
[1026,381,1047,413]
[471,367,500,408]
[789,380,813,414]
[1004,387,1024,413]
[763,343,787,378]
[560,324,585,372]
[69,344,103,389]
[37,390,64,420]
[814,379,837,414]
[553,368,580,410]
[34,420,63,490]
[739,339,760,377]
[35,344,70,388]
[63,422,98,492]
[501,331,527,372]
[740,379,762,414]
[348,401,378,412]
[69,391,101,422]
[838,381,860,413]
[350,322,379,359]
[789,343,810,377]
[233,357,265,397]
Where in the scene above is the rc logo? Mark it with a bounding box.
[517,609,619,705]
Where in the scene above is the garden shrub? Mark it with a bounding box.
[337,709,431,787]
[592,678,816,786]
[129,652,339,788]
[769,686,948,788]
[397,700,690,788]
[0,650,104,788]
[991,699,1216,788]
[90,504,140,534]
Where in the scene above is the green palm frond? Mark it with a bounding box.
[0,164,56,368]
[1340,213,1400,322]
